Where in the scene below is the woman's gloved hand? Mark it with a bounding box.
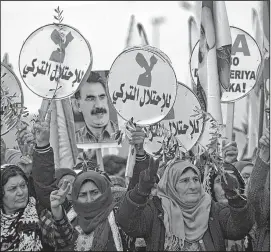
[221,172,240,199]
[137,157,160,196]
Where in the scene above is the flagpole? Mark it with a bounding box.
[226,103,235,141]
[258,84,265,138]
[151,16,165,48]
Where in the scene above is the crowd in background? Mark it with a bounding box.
[0,104,270,251]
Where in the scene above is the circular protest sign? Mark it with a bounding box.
[1,63,24,136]
[107,45,177,126]
[19,24,92,100]
[143,82,204,154]
[190,26,262,103]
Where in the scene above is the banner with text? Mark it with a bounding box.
[107,46,177,126]
[190,26,262,103]
[19,24,93,100]
[144,82,204,154]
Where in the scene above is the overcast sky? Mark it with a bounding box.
[2,1,258,113]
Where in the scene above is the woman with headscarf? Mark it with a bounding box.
[0,109,74,251]
[50,170,133,251]
[116,157,254,251]
[0,163,70,251]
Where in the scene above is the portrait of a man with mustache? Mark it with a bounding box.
[74,71,118,143]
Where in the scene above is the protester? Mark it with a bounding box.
[116,156,254,251]
[109,175,126,188]
[206,163,253,251]
[74,71,118,143]
[49,170,133,251]
[103,154,127,178]
[0,110,68,251]
[247,129,270,251]
[1,164,45,251]
[206,163,245,205]
[235,161,254,195]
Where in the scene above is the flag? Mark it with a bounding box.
[196,1,231,152]
[48,99,78,169]
[246,7,263,158]
[188,16,199,93]
[259,1,270,130]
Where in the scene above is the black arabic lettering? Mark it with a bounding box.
[145,89,152,105]
[72,69,84,85]
[189,119,200,139]
[139,89,147,107]
[161,93,171,112]
[50,65,59,81]
[61,67,70,80]
[178,121,189,135]
[112,83,125,104]
[47,63,51,75]
[23,59,37,78]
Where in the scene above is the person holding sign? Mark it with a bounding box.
[116,156,254,251]
[247,129,270,252]
[74,71,118,143]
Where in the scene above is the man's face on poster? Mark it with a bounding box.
[77,81,109,129]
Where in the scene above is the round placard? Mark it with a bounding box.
[1,63,24,136]
[107,45,177,126]
[144,82,204,154]
[190,26,262,103]
[19,23,93,100]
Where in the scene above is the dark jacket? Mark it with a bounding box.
[31,144,58,251]
[128,152,150,191]
[31,144,58,212]
[247,155,270,251]
[116,186,254,251]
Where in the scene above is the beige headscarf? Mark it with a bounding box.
[157,160,211,250]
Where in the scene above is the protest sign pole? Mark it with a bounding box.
[226,102,235,142]
[96,148,104,171]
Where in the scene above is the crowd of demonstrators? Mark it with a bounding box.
[1,105,270,251]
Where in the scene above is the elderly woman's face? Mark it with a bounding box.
[77,181,102,203]
[3,175,28,214]
[175,168,201,204]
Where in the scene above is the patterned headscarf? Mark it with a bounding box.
[157,160,211,250]
[1,197,43,251]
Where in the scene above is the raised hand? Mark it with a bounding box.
[32,109,51,147]
[129,126,146,155]
[138,157,160,196]
[16,121,35,157]
[222,141,238,164]
[17,155,33,177]
[221,171,240,199]
[259,128,270,162]
[50,180,71,209]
